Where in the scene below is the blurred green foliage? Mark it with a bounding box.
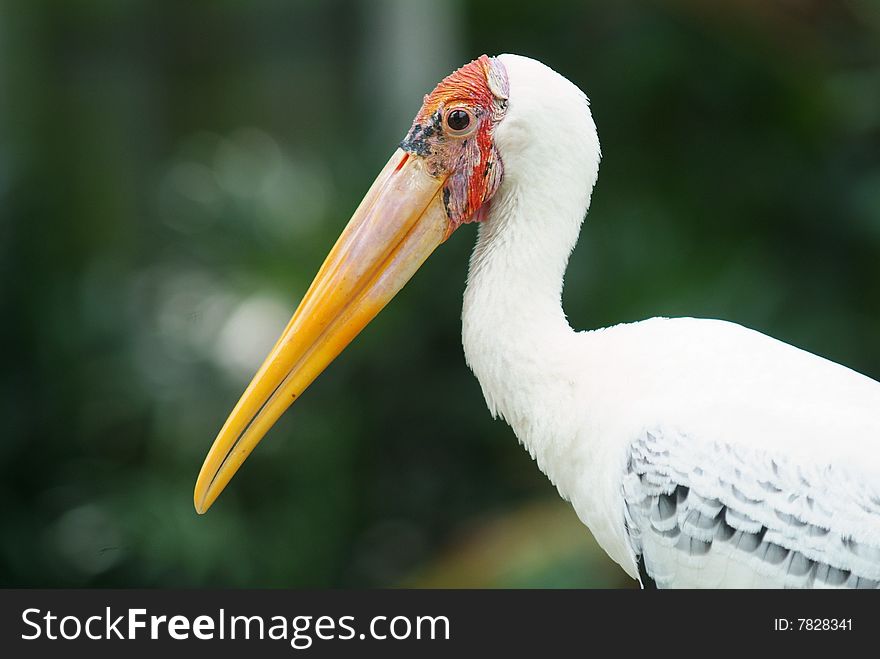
[1,0,878,588]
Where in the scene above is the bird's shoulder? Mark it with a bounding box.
[583,316,880,463]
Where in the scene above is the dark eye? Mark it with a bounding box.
[445,108,473,134]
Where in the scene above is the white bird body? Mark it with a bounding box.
[462,54,880,587]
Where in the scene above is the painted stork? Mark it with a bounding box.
[194,54,880,588]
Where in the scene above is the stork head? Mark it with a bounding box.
[400,55,509,229]
[194,54,594,513]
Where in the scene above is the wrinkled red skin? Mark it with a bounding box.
[400,55,509,233]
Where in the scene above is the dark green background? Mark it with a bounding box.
[2,0,878,587]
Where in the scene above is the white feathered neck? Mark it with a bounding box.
[462,54,601,481]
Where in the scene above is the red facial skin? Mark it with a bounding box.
[400,55,509,232]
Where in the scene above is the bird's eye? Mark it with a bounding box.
[445,108,473,134]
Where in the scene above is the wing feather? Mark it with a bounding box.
[623,428,880,588]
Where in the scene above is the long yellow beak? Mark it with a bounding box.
[194,149,450,513]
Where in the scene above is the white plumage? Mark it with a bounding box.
[462,54,880,588]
